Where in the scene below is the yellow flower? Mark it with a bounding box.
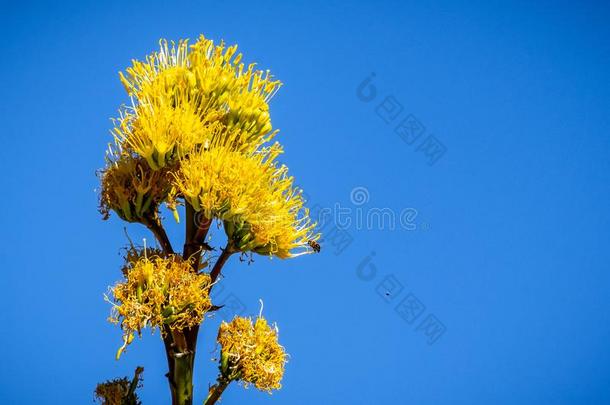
[217,316,287,392]
[102,36,321,256]
[173,143,318,258]
[188,36,280,145]
[112,101,214,170]
[119,39,192,99]
[107,252,212,358]
[98,149,172,222]
[114,36,282,167]
[239,163,319,258]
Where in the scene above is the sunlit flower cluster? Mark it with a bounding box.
[173,143,317,258]
[107,251,212,358]
[99,35,319,258]
[217,316,287,392]
[98,34,323,404]
[114,36,281,170]
[99,148,173,222]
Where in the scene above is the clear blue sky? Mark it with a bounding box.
[1,1,610,404]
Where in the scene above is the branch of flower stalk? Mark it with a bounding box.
[209,244,235,288]
[142,215,174,254]
[127,366,144,400]
[183,203,196,258]
[194,218,212,244]
[187,223,212,270]
[183,204,212,270]
[204,376,231,405]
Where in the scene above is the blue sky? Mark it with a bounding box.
[1,1,610,404]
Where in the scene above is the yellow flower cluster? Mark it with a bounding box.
[217,316,287,392]
[99,149,172,222]
[108,252,212,357]
[173,143,317,258]
[100,35,319,258]
[113,36,280,171]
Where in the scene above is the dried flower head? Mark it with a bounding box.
[107,253,212,358]
[95,378,131,405]
[95,367,143,405]
[217,316,287,392]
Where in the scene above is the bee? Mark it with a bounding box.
[308,240,321,253]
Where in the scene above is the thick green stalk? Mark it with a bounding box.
[173,351,195,405]
[156,203,231,404]
[164,203,213,405]
[164,328,197,405]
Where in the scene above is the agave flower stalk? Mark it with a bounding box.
[98,35,320,405]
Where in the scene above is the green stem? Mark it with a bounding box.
[164,329,196,405]
[161,204,234,404]
[174,352,195,405]
[125,366,144,404]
